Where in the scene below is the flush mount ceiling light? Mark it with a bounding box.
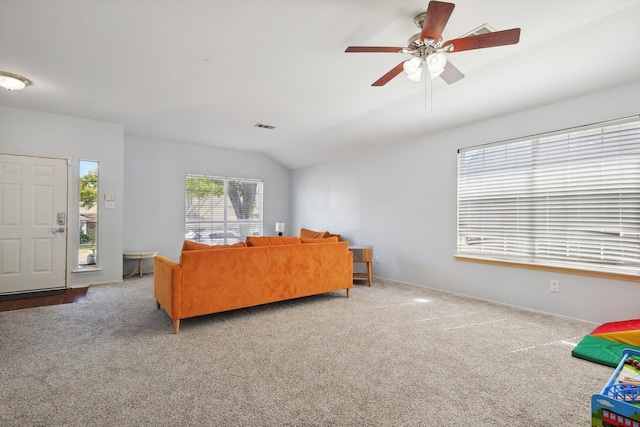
[0,71,31,91]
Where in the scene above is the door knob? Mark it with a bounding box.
[52,227,65,233]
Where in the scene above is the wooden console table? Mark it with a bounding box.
[350,246,373,286]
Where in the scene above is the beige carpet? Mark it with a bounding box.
[0,275,612,426]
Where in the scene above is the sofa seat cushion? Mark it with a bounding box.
[245,236,301,247]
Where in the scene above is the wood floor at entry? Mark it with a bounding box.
[0,288,88,312]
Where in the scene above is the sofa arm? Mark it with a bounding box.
[154,255,183,333]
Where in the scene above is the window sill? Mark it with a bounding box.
[455,255,640,283]
[72,266,102,273]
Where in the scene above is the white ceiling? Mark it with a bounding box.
[1,0,639,169]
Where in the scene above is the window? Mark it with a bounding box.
[457,117,640,277]
[185,174,263,245]
[78,160,98,267]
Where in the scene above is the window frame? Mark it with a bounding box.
[456,116,640,282]
[185,174,263,245]
[77,159,99,269]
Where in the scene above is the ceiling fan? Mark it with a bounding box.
[345,1,521,86]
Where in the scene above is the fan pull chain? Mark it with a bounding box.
[424,66,433,113]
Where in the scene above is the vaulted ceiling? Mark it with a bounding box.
[1,0,639,169]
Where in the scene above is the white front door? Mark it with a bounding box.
[0,153,69,294]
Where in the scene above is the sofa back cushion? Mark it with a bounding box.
[299,228,341,241]
[245,236,301,247]
[182,240,246,251]
[299,228,329,239]
[300,236,339,244]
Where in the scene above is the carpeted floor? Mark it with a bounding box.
[0,275,612,426]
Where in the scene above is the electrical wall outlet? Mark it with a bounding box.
[375,256,380,264]
[105,201,115,209]
[550,279,560,293]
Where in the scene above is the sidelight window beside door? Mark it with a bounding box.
[78,160,98,268]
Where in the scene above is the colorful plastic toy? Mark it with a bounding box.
[573,319,640,367]
[591,348,640,426]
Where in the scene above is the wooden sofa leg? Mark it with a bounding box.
[156,300,161,309]
[173,319,180,334]
[346,288,351,298]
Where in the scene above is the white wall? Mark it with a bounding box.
[123,136,290,265]
[291,81,640,324]
[0,108,292,283]
[0,106,124,286]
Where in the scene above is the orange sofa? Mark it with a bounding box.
[154,237,353,333]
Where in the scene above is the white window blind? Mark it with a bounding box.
[185,175,263,245]
[457,116,640,275]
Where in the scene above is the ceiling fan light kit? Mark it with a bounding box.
[0,71,31,91]
[403,57,423,81]
[345,0,521,87]
[426,51,447,78]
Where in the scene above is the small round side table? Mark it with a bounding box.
[123,251,158,278]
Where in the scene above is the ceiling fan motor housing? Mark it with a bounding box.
[407,33,443,60]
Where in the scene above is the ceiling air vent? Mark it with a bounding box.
[461,23,496,37]
[254,123,276,130]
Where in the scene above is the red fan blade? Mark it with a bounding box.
[420,1,455,42]
[443,28,521,52]
[345,46,405,53]
[439,61,465,85]
[372,62,406,86]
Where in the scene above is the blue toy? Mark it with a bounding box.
[591,348,640,426]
